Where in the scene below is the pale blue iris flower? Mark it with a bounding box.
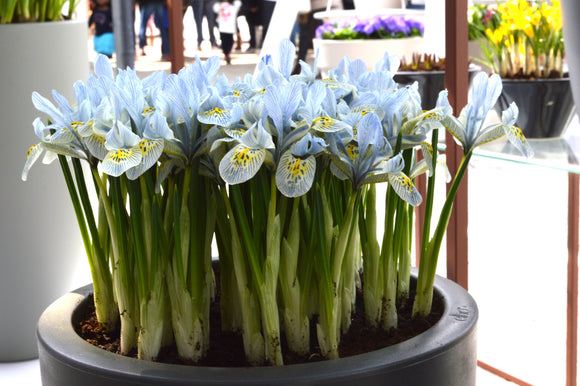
[100,121,142,178]
[219,121,275,185]
[442,72,533,157]
[327,112,421,206]
[276,133,326,197]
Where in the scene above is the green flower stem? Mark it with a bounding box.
[413,149,473,318]
[360,184,381,327]
[91,169,138,354]
[396,149,415,306]
[279,198,309,355]
[311,184,338,359]
[58,157,117,332]
[395,199,412,306]
[219,186,265,365]
[340,206,360,333]
[380,184,399,330]
[109,176,139,355]
[261,175,283,365]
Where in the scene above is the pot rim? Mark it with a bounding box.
[37,270,477,384]
[394,64,481,76]
[500,76,570,84]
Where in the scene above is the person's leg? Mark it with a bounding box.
[247,22,256,50]
[221,32,234,62]
[204,0,219,47]
[191,0,204,47]
[138,4,153,51]
[152,4,170,57]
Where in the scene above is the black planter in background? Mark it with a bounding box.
[495,78,575,139]
[394,66,480,110]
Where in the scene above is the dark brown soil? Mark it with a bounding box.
[75,283,442,367]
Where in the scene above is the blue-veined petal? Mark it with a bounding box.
[239,121,275,150]
[374,51,400,73]
[144,111,174,141]
[83,133,108,160]
[470,72,502,114]
[198,90,232,126]
[31,92,66,127]
[440,114,467,149]
[290,132,326,157]
[420,141,434,176]
[388,172,422,207]
[311,116,349,133]
[94,53,115,81]
[105,121,141,150]
[276,39,296,79]
[101,146,142,177]
[504,125,533,157]
[275,151,316,197]
[21,144,43,181]
[224,126,247,139]
[126,138,164,180]
[219,144,265,184]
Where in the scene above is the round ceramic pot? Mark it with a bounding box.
[494,77,575,139]
[313,37,424,76]
[37,272,478,386]
[0,20,88,361]
[393,65,481,110]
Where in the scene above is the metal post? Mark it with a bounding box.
[111,0,135,70]
[167,0,184,74]
[567,171,579,386]
[444,0,469,289]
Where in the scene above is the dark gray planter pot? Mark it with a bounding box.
[494,77,575,138]
[394,65,480,110]
[37,272,478,386]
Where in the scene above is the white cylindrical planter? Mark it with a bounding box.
[354,0,404,9]
[313,37,423,76]
[0,20,89,361]
[561,0,580,108]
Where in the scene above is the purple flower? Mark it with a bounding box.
[317,14,424,39]
[406,18,424,34]
[315,23,336,39]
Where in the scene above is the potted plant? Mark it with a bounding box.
[27,39,533,384]
[0,0,86,361]
[393,53,480,110]
[313,13,424,75]
[468,0,574,138]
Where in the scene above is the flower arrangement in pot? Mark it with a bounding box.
[27,39,532,384]
[313,14,424,74]
[468,0,574,138]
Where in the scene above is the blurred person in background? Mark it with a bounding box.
[138,0,170,60]
[191,0,220,49]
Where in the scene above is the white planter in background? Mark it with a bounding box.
[354,0,405,9]
[313,37,423,76]
[0,20,88,361]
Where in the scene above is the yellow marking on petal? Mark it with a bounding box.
[139,139,154,155]
[70,121,84,128]
[422,112,442,121]
[346,143,359,161]
[26,144,39,159]
[392,174,414,193]
[109,148,133,164]
[233,90,240,96]
[142,107,155,114]
[508,126,526,142]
